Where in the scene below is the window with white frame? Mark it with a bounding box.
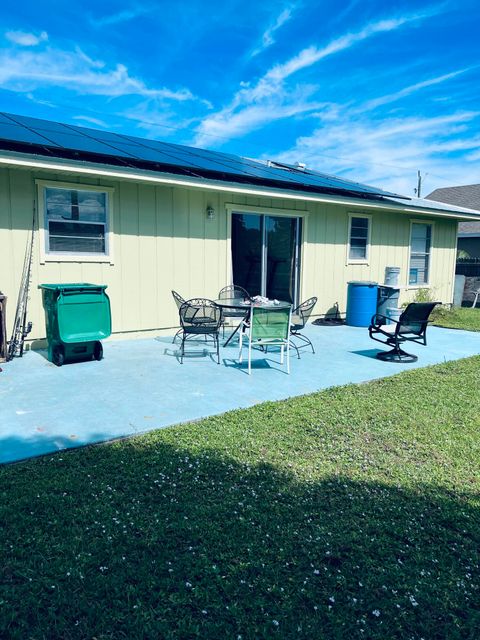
[348,215,370,261]
[43,186,110,256]
[409,222,432,285]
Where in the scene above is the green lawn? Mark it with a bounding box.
[432,305,480,331]
[1,356,480,639]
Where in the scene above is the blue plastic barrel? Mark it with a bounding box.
[346,281,378,327]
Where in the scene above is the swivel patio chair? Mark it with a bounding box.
[218,284,250,338]
[239,305,292,374]
[289,296,317,358]
[369,301,440,363]
[178,298,223,364]
[171,290,186,343]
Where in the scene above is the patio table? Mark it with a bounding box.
[214,298,291,347]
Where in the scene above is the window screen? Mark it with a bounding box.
[45,187,108,255]
[409,223,432,285]
[349,216,369,260]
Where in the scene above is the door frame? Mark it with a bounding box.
[225,203,309,305]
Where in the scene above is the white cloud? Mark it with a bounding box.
[194,85,326,146]
[268,111,480,195]
[72,115,109,127]
[90,5,152,27]
[194,9,441,147]
[5,30,48,46]
[0,44,196,101]
[251,7,294,57]
[362,68,472,111]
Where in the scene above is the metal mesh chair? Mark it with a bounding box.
[218,284,250,337]
[239,305,291,374]
[171,290,186,343]
[369,301,440,362]
[289,296,317,358]
[179,298,223,364]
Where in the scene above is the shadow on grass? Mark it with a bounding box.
[1,437,479,640]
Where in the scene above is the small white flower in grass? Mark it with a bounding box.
[409,595,418,607]
[272,620,279,626]
[202,610,208,615]
[186,582,192,588]
[313,569,320,575]
[329,597,335,603]
[372,610,381,617]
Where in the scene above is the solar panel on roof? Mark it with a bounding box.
[34,131,138,158]
[0,111,406,199]
[6,113,77,134]
[0,122,59,146]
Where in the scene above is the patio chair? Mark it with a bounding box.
[218,284,251,338]
[289,296,317,358]
[369,301,440,363]
[178,298,223,364]
[171,290,186,343]
[239,305,292,374]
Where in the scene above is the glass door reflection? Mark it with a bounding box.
[231,212,301,304]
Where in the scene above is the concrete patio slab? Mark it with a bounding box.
[1,324,478,464]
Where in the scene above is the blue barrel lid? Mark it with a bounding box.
[347,281,378,286]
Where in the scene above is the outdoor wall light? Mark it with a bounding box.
[206,205,215,220]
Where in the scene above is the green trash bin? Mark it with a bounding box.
[38,283,111,366]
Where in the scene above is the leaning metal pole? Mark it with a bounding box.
[7,205,35,361]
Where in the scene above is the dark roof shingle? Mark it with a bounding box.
[426,184,480,233]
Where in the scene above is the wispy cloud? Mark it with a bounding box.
[263,12,437,84]
[251,7,295,57]
[194,10,441,147]
[72,115,109,127]
[0,40,197,101]
[269,111,480,195]
[90,5,152,28]
[363,68,472,111]
[5,30,48,46]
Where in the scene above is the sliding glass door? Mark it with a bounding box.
[231,212,302,304]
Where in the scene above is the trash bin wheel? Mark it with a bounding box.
[53,345,65,367]
[93,341,103,361]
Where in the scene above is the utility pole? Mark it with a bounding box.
[414,170,422,197]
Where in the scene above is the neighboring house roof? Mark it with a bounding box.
[426,184,480,235]
[0,111,479,221]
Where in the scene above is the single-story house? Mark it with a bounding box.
[1,111,479,345]
[426,184,480,259]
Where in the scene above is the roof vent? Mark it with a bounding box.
[296,162,307,171]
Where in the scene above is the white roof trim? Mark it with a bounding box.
[1,150,480,221]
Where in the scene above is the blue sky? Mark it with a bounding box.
[0,0,479,195]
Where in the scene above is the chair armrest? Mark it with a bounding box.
[370,313,390,327]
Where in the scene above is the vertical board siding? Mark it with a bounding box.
[0,166,458,341]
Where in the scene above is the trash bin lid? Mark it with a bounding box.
[38,282,108,291]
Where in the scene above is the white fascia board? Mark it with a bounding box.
[1,150,480,221]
